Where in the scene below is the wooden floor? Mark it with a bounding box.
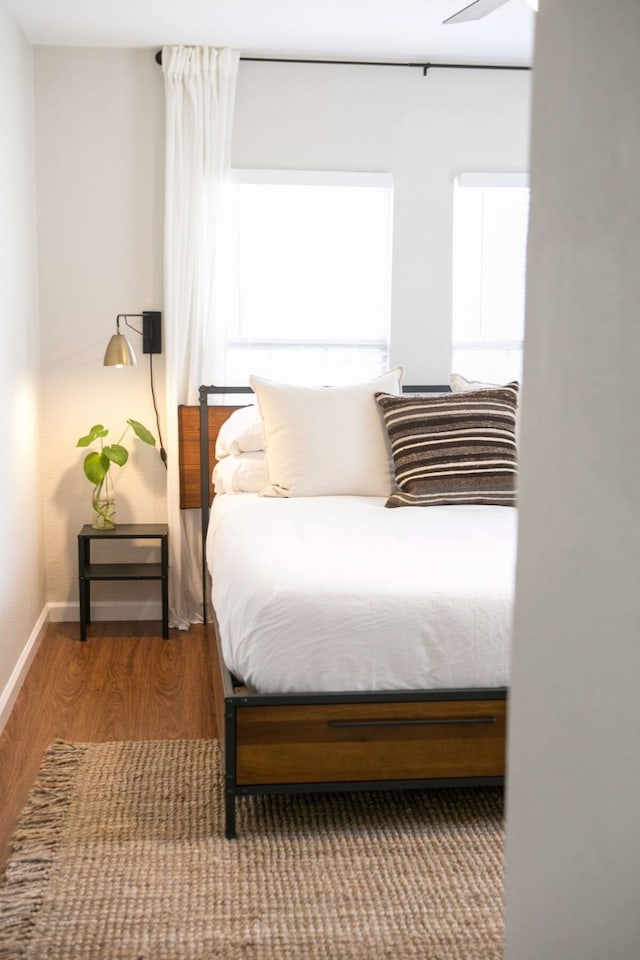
[0,620,216,875]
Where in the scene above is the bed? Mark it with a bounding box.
[178,377,517,838]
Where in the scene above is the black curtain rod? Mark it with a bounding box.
[154,49,529,76]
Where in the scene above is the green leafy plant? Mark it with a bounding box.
[76,419,156,528]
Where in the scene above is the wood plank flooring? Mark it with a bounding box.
[0,620,216,875]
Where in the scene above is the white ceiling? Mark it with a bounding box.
[6,0,535,66]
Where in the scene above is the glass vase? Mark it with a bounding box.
[92,497,116,530]
[91,477,116,530]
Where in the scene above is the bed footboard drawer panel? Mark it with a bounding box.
[235,698,506,785]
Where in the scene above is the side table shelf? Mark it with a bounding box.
[77,523,169,641]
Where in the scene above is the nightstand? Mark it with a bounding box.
[77,523,169,641]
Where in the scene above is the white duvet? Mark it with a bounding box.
[207,495,517,694]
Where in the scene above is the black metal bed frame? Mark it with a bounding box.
[197,383,507,838]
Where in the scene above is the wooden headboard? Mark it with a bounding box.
[178,404,245,509]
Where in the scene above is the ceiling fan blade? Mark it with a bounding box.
[444,0,511,24]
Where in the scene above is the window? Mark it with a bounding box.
[451,173,530,383]
[215,170,393,386]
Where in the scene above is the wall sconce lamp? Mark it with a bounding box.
[104,311,162,367]
[103,309,167,466]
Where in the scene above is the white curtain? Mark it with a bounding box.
[162,46,239,628]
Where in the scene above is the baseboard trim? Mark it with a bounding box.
[47,600,163,623]
[0,605,49,733]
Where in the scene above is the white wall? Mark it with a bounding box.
[0,3,44,722]
[35,48,166,617]
[505,2,640,957]
[34,50,530,612]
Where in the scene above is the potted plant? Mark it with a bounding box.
[77,419,156,529]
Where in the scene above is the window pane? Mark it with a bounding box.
[478,189,529,342]
[225,344,389,387]
[216,175,393,385]
[452,177,529,384]
[452,347,523,385]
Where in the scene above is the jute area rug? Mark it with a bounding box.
[0,740,504,960]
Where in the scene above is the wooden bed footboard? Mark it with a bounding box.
[208,614,507,840]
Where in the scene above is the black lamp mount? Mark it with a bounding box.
[121,310,162,355]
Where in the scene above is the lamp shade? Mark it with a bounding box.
[103,333,137,367]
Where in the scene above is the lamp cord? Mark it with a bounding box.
[149,351,168,468]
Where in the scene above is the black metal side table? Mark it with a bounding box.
[77,523,169,641]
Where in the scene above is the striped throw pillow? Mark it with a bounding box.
[375,384,519,508]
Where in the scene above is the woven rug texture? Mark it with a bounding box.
[0,739,504,959]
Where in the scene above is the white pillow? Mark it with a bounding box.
[249,368,404,497]
[212,452,269,494]
[215,404,265,459]
[450,372,500,393]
